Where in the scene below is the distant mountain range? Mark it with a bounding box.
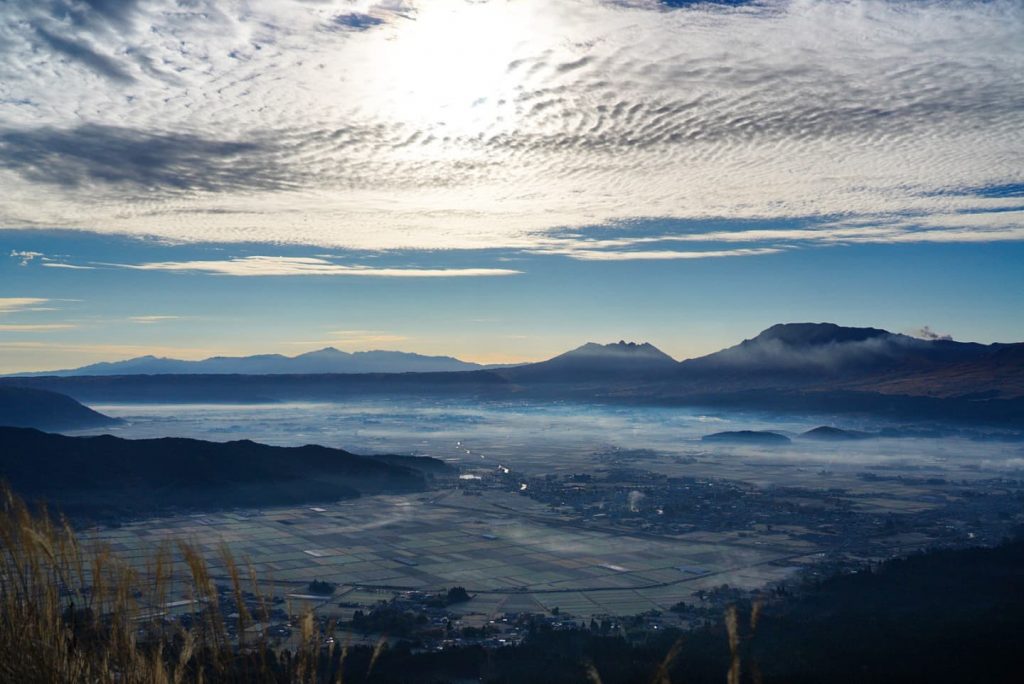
[3,323,1022,425]
[0,427,452,519]
[10,347,485,376]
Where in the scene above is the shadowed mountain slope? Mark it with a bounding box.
[674,323,1000,391]
[801,425,875,440]
[0,386,119,431]
[499,341,678,383]
[0,427,451,519]
[838,342,1024,399]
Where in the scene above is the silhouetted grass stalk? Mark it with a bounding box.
[0,483,340,682]
[1,483,757,683]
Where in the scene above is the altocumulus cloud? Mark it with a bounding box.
[0,0,1020,254]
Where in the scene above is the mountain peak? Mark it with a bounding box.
[298,346,346,356]
[574,340,669,355]
[290,347,354,363]
[499,340,677,382]
[752,322,893,346]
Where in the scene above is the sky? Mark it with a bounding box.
[1,0,1022,372]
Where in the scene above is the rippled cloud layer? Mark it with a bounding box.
[1,0,1021,254]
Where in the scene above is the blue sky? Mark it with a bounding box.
[1,1,1022,371]
[3,226,1022,372]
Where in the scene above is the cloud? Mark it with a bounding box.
[110,256,521,277]
[10,250,43,266]
[42,262,96,270]
[329,13,386,32]
[0,125,290,195]
[33,26,136,83]
[326,329,409,344]
[10,248,94,269]
[130,315,180,323]
[0,0,1020,251]
[0,323,76,331]
[0,297,51,314]
[699,330,940,373]
[530,246,784,261]
[913,326,953,342]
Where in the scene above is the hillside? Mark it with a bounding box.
[838,342,1024,399]
[499,341,678,383]
[701,430,791,445]
[0,386,119,431]
[0,427,452,519]
[673,323,1000,391]
[800,425,874,440]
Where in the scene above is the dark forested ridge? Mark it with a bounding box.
[0,427,451,519]
[0,386,119,431]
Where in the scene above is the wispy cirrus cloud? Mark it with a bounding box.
[531,245,784,261]
[108,256,520,277]
[0,297,52,314]
[326,329,409,345]
[42,262,96,270]
[129,315,181,324]
[0,323,76,331]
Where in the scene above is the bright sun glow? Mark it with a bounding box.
[362,1,540,137]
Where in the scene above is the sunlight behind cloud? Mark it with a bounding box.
[0,0,1020,254]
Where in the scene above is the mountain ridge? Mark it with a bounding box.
[671,322,1008,391]
[2,323,1021,424]
[497,340,678,383]
[0,427,453,519]
[0,386,120,431]
[9,347,485,376]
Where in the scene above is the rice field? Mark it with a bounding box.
[87,489,810,620]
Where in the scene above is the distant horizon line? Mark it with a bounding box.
[6,321,1020,377]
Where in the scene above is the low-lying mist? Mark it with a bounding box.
[71,398,1024,478]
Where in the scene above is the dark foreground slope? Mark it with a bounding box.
[0,386,119,431]
[0,427,451,519]
[334,538,1024,684]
